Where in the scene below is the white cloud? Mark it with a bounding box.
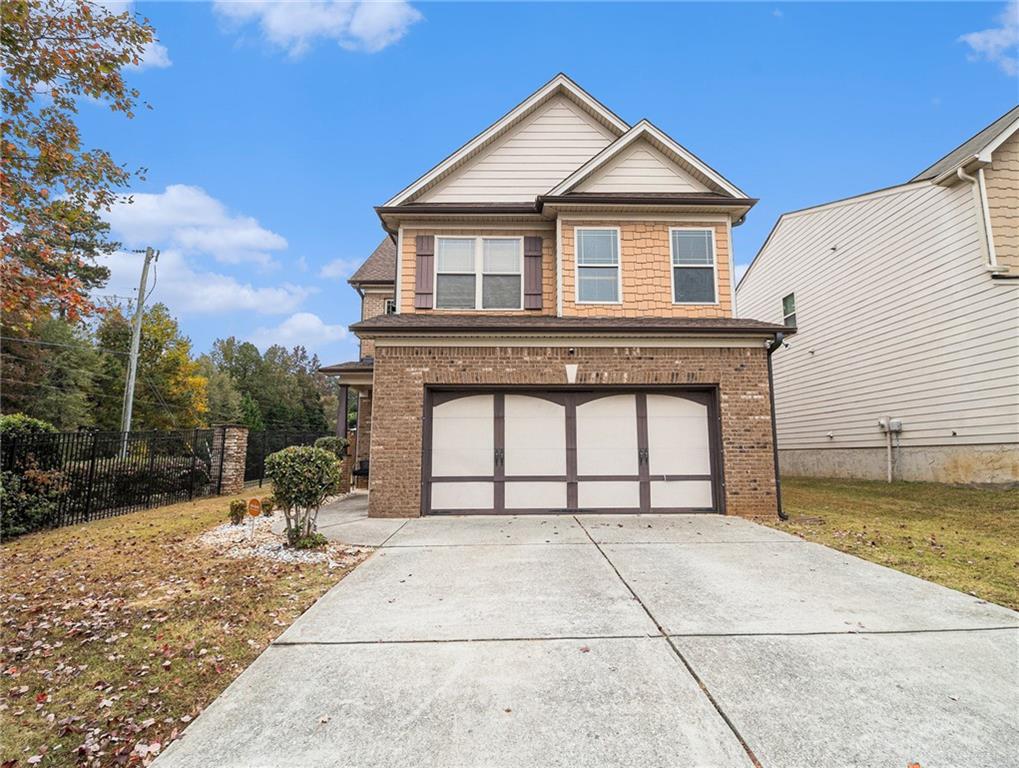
[106,185,287,267]
[214,0,422,56]
[128,40,172,70]
[100,249,314,315]
[319,257,359,279]
[960,0,1019,76]
[248,312,348,350]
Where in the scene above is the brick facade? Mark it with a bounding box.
[359,290,393,358]
[353,391,373,489]
[367,344,778,520]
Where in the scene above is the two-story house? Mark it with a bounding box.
[737,106,1019,485]
[323,75,792,519]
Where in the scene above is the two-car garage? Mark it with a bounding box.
[422,388,722,515]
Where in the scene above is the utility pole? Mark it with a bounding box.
[121,247,159,435]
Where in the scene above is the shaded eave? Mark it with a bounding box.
[375,195,757,232]
[318,360,374,375]
[352,314,793,339]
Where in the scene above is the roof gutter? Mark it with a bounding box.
[955,167,1003,272]
[766,332,787,520]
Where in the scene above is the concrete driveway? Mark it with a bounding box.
[157,509,1019,768]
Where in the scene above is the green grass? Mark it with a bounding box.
[0,490,366,767]
[765,477,1019,610]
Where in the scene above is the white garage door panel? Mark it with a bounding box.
[432,395,494,477]
[651,480,713,509]
[578,481,640,509]
[504,481,567,510]
[430,482,494,511]
[577,395,639,475]
[646,395,711,475]
[504,395,566,476]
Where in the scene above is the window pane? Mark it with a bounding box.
[482,275,521,309]
[437,239,475,272]
[483,239,520,273]
[578,266,619,302]
[782,293,796,316]
[784,313,797,327]
[674,267,715,303]
[672,230,714,265]
[577,229,618,265]
[436,274,476,308]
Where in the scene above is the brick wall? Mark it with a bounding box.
[368,344,777,519]
[359,290,393,358]
[560,220,732,317]
[211,424,249,495]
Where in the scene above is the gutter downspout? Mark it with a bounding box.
[767,332,787,520]
[956,167,1000,271]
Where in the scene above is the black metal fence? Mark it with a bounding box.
[244,430,329,487]
[1,429,216,534]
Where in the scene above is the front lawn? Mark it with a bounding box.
[0,491,367,767]
[768,477,1019,611]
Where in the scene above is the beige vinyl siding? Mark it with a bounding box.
[417,95,616,203]
[575,140,711,194]
[736,181,1019,450]
[983,130,1019,271]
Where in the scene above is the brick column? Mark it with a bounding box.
[212,424,249,495]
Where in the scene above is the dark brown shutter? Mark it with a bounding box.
[414,235,434,309]
[523,236,543,310]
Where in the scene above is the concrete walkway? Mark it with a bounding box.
[157,508,1019,768]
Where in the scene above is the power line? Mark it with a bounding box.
[1,336,131,356]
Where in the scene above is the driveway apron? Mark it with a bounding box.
[155,513,1019,768]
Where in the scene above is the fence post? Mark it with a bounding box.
[211,424,248,496]
[82,432,98,523]
[188,430,198,501]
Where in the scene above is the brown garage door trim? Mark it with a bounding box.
[421,385,725,516]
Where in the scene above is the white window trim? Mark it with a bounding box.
[574,226,623,305]
[782,292,796,326]
[669,226,719,307]
[433,236,524,311]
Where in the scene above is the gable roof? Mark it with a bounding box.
[547,120,747,198]
[348,237,396,285]
[383,74,629,207]
[911,104,1019,182]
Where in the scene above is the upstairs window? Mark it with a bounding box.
[671,229,716,304]
[576,228,620,303]
[435,237,522,310]
[782,293,796,326]
[384,298,396,315]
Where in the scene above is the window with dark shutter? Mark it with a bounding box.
[523,236,543,310]
[415,235,435,309]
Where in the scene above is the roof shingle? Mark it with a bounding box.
[348,238,397,285]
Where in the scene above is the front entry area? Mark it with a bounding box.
[423,389,722,515]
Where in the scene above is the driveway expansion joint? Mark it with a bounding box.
[666,625,1019,638]
[573,515,765,768]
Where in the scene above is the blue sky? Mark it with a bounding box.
[88,1,1019,364]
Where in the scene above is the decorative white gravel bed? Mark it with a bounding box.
[197,512,369,567]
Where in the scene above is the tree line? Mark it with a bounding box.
[1,305,340,434]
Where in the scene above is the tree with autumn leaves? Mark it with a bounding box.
[1,0,155,328]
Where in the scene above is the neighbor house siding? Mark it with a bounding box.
[398,227,557,315]
[560,220,732,317]
[417,95,617,203]
[984,130,1019,271]
[367,344,778,519]
[736,181,1019,471]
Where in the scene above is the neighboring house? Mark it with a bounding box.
[322,74,792,518]
[736,106,1019,485]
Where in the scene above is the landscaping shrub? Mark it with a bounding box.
[313,436,347,459]
[292,532,328,550]
[264,446,340,546]
[1,414,63,538]
[228,499,246,525]
[260,496,275,516]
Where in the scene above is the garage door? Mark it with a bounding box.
[424,390,720,514]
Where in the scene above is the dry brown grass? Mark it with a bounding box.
[1,490,367,767]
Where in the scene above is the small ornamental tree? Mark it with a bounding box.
[264,446,340,546]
